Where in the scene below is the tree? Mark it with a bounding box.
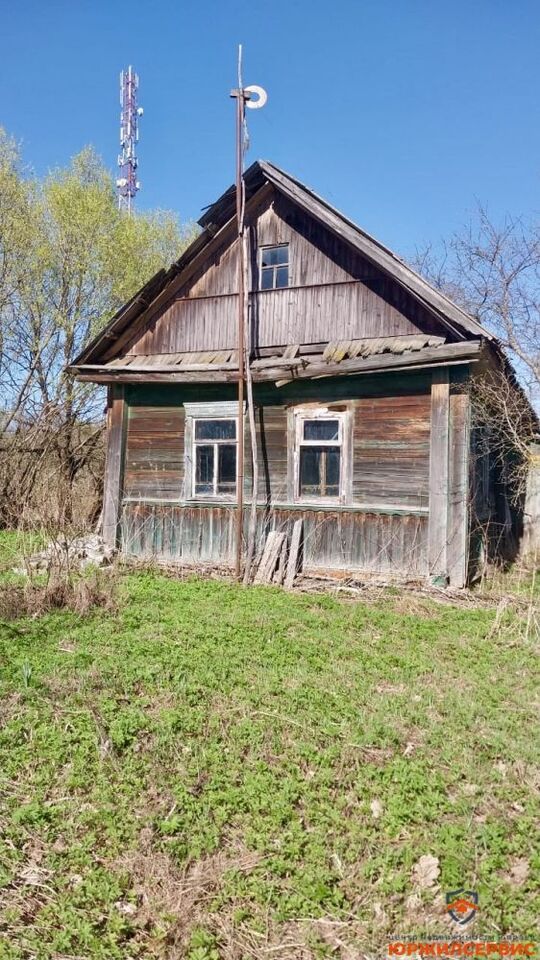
[415,206,540,400]
[414,206,539,504]
[0,134,195,525]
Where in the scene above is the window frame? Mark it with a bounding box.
[259,243,290,290]
[190,415,239,501]
[291,408,351,505]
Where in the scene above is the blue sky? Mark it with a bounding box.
[1,0,539,258]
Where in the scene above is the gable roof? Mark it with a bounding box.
[73,160,492,368]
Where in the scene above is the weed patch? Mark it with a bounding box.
[0,568,118,620]
[0,537,538,957]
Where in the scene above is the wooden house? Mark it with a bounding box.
[70,161,523,587]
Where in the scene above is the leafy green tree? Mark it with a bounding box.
[0,134,195,523]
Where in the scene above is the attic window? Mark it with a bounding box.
[260,244,289,290]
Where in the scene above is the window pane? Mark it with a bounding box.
[299,446,340,497]
[303,419,339,441]
[262,245,288,267]
[195,444,214,494]
[275,266,289,288]
[261,266,274,290]
[217,444,236,493]
[299,447,321,495]
[195,419,235,440]
[325,448,341,496]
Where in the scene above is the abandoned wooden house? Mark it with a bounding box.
[70,160,525,586]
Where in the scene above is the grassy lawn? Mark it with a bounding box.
[0,534,538,958]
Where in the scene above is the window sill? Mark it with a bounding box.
[189,495,237,503]
[122,497,429,517]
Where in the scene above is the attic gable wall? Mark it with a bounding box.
[119,188,450,358]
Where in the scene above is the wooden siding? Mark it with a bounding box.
[353,392,431,509]
[121,191,446,358]
[122,377,432,513]
[120,502,429,578]
[130,283,429,356]
[119,373,439,579]
[124,405,184,500]
[246,406,288,503]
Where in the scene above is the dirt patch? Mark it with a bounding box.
[116,838,262,956]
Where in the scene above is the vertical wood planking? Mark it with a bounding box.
[428,369,450,580]
[131,283,425,356]
[119,501,429,577]
[102,385,126,547]
[447,389,470,587]
[124,190,445,358]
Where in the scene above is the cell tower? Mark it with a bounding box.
[116,66,143,213]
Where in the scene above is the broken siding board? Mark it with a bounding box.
[102,385,127,547]
[282,344,300,359]
[428,369,450,579]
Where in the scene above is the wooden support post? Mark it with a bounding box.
[102,385,126,548]
[447,388,470,588]
[428,369,450,583]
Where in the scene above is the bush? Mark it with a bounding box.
[0,568,117,620]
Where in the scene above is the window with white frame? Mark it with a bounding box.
[260,244,289,290]
[293,410,347,501]
[193,418,237,497]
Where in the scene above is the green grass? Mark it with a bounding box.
[0,532,538,957]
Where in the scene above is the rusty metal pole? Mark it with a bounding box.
[232,84,246,581]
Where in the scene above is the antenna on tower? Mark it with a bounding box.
[116,66,143,214]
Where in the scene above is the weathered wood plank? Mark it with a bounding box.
[73,342,481,385]
[284,519,303,588]
[273,537,288,584]
[354,392,431,509]
[428,369,450,580]
[447,389,470,587]
[254,531,286,583]
[124,404,184,501]
[120,501,429,577]
[102,385,126,547]
[254,531,277,583]
[282,344,299,360]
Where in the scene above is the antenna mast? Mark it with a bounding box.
[116,66,143,214]
[230,46,267,581]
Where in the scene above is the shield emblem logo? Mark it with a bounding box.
[445,889,479,925]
